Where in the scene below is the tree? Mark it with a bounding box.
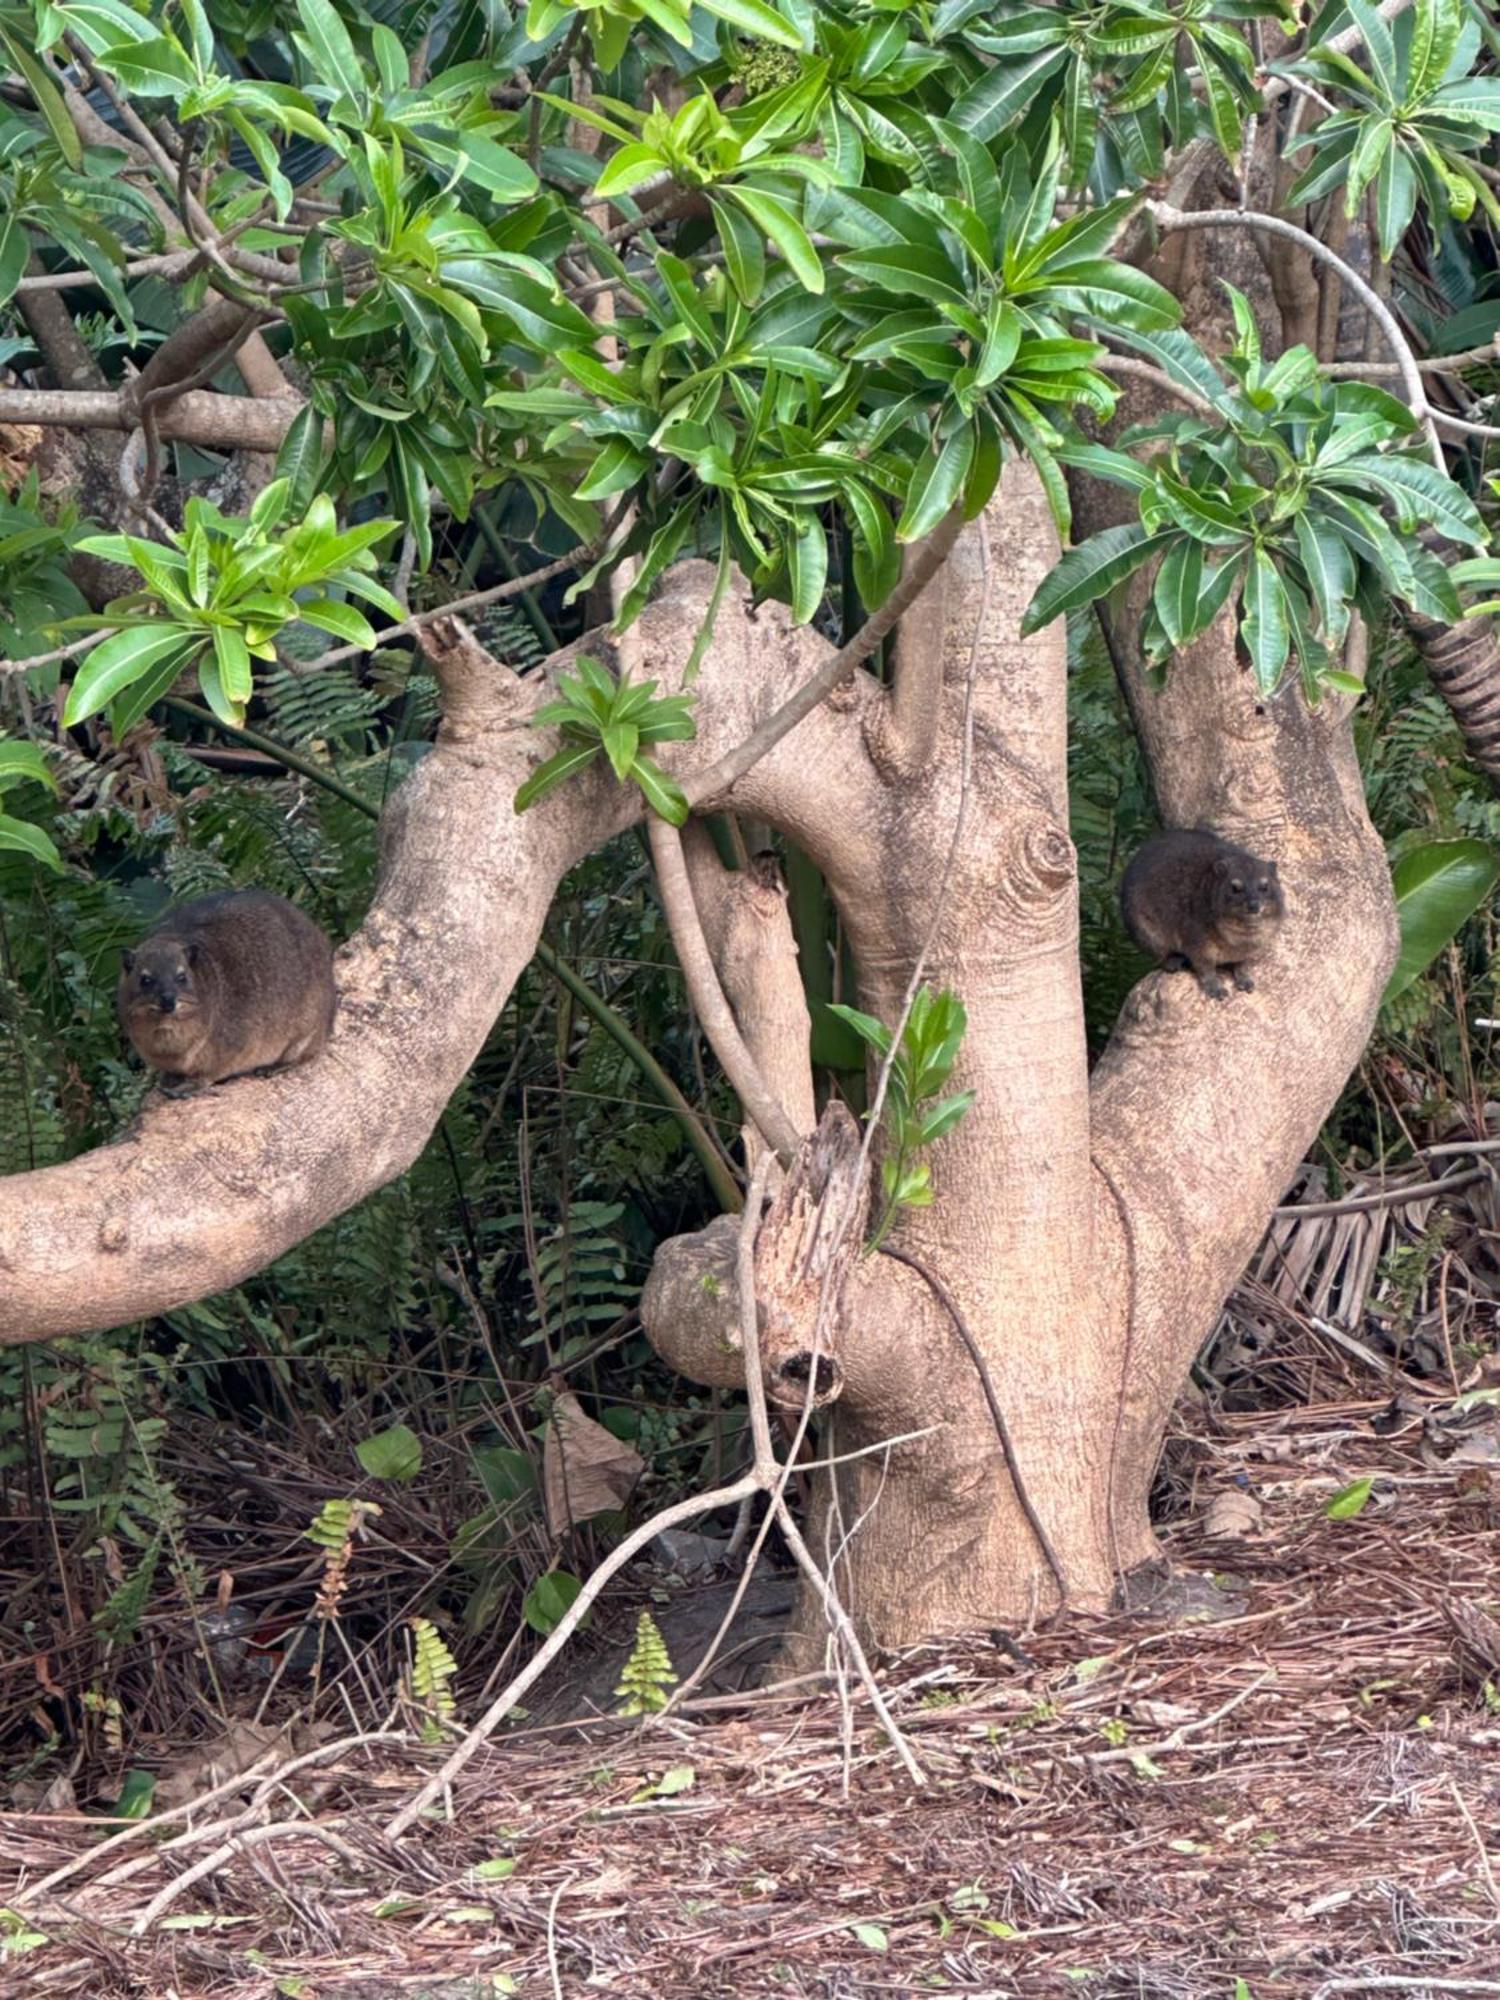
[1,0,1497,1656]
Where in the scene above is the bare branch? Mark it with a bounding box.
[647,817,805,1164]
[683,507,965,809]
[0,386,304,452]
[1146,202,1442,463]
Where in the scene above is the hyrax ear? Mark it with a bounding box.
[121,950,135,974]
[1213,855,1231,877]
[186,941,201,968]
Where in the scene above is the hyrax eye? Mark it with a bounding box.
[175,969,189,985]
[1229,879,1243,892]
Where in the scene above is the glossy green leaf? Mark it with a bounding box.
[1242,548,1290,694]
[897,426,973,542]
[513,742,600,813]
[0,811,63,872]
[1383,839,1500,1002]
[1021,524,1169,634]
[295,0,367,106]
[64,626,201,727]
[630,755,690,826]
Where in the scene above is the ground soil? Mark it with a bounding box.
[4,1395,1499,2000]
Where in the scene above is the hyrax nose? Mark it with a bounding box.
[159,993,177,1013]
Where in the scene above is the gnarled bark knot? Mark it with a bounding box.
[639,1102,871,1414]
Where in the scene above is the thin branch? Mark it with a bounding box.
[0,385,304,452]
[1146,202,1442,465]
[647,817,805,1166]
[381,1471,764,1838]
[682,505,965,809]
[1098,352,1221,419]
[1272,1167,1486,1219]
[1323,342,1500,377]
[303,544,605,672]
[16,251,198,292]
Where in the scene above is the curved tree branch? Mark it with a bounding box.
[0,557,878,1345]
[1146,202,1442,463]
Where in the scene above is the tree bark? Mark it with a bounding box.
[0,465,1396,1652]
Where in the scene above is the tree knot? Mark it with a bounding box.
[1021,821,1076,894]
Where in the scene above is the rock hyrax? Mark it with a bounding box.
[1120,829,1285,1000]
[119,889,337,1087]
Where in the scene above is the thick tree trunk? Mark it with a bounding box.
[0,464,1395,1654]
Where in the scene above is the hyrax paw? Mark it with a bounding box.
[1232,968,1256,993]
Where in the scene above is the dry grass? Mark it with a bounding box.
[4,1386,1500,2000]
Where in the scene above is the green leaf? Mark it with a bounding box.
[1345,117,1393,215]
[64,626,200,727]
[697,0,803,49]
[787,512,828,625]
[439,136,532,208]
[295,0,367,106]
[274,406,326,515]
[211,625,254,706]
[108,643,197,740]
[0,740,57,793]
[1328,453,1485,547]
[295,598,377,647]
[950,47,1069,141]
[1344,0,1399,101]
[356,1424,423,1482]
[0,812,63,873]
[523,1570,583,1635]
[1152,539,1204,650]
[1324,1475,1374,1521]
[1292,512,1355,644]
[513,742,600,813]
[836,245,969,311]
[1383,838,1500,1002]
[1373,141,1417,261]
[850,1924,889,1953]
[1021,524,1169,634]
[1242,548,1290,694]
[0,23,82,165]
[630,755,690,826]
[600,720,639,784]
[897,427,973,543]
[94,32,196,96]
[825,1001,892,1055]
[710,197,766,305]
[729,188,824,295]
[1036,257,1179,333]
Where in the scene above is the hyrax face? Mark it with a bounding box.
[120,938,204,1052]
[1213,853,1282,923]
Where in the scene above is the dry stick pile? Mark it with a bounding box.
[5,1388,1500,2000]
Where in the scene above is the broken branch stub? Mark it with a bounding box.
[754,1101,870,1413]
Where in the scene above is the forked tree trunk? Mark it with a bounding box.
[639,458,1396,1655]
[0,466,1395,1657]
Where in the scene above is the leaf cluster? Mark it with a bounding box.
[1026,292,1486,697]
[1282,0,1500,261]
[828,984,974,1250]
[518,654,697,824]
[67,486,402,734]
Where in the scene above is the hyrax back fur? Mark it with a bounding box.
[1120,829,1285,1000]
[119,890,337,1087]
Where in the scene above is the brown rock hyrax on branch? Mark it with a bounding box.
[1121,829,1285,1000]
[119,890,337,1089]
